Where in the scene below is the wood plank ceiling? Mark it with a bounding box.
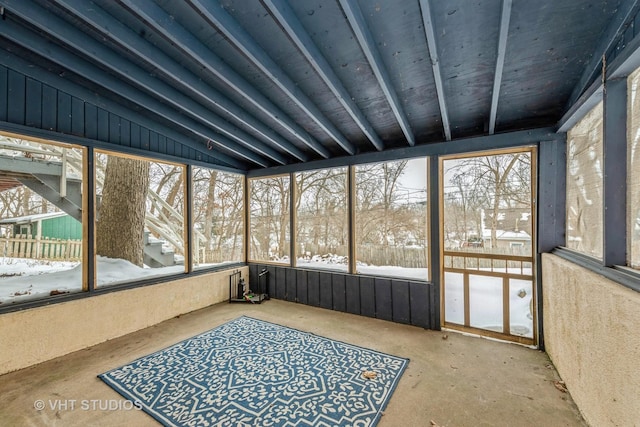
[0,0,627,171]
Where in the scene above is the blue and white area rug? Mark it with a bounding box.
[99,316,408,427]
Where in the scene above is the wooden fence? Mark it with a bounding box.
[301,243,428,268]
[2,234,82,261]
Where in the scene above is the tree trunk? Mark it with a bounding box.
[96,156,150,266]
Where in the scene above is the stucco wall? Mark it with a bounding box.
[542,254,640,426]
[0,266,247,376]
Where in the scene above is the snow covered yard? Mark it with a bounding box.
[0,257,183,305]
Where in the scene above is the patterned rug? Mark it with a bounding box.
[99,316,408,426]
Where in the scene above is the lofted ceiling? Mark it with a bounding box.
[0,0,630,171]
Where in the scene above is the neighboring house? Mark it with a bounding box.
[482,229,532,250]
[0,211,81,240]
[481,207,533,250]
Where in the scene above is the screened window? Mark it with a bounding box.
[249,175,290,264]
[565,102,604,259]
[95,152,186,286]
[0,135,84,304]
[192,167,244,269]
[628,68,640,269]
[443,151,533,257]
[295,168,348,272]
[354,158,428,280]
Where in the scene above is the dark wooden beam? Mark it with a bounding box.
[248,127,560,177]
[52,0,309,163]
[0,12,270,167]
[567,0,640,108]
[489,0,513,134]
[419,0,451,141]
[118,0,331,159]
[186,0,357,155]
[0,50,247,171]
[10,0,286,166]
[340,0,416,146]
[263,0,384,151]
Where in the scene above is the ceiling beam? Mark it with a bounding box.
[489,0,512,134]
[248,127,560,177]
[0,14,271,167]
[567,0,640,109]
[339,0,415,146]
[53,0,306,164]
[4,0,279,167]
[418,0,451,141]
[0,49,246,171]
[51,0,307,163]
[117,0,331,160]
[186,0,357,156]
[263,0,384,152]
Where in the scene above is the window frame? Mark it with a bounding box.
[293,166,349,273]
[353,157,430,281]
[247,173,292,265]
[554,69,640,295]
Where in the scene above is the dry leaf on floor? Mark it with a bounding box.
[430,420,441,426]
[362,370,377,380]
[554,380,568,393]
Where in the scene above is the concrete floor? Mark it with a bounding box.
[0,300,586,427]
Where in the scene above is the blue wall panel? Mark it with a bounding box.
[85,104,98,140]
[332,274,346,312]
[275,267,286,300]
[345,276,360,315]
[285,268,297,302]
[41,85,57,131]
[249,264,437,330]
[307,270,320,307]
[391,280,411,324]
[359,277,376,318]
[409,282,430,328]
[0,67,7,121]
[319,273,333,309]
[97,108,109,142]
[57,92,72,134]
[140,127,150,150]
[0,65,222,166]
[296,269,308,304]
[8,70,25,125]
[25,79,42,128]
[120,118,131,147]
[71,97,84,136]
[108,113,120,144]
[374,279,393,321]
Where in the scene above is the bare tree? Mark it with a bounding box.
[447,153,531,250]
[295,168,347,257]
[356,160,408,247]
[250,176,290,261]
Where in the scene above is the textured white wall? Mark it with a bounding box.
[542,254,640,426]
[0,266,248,375]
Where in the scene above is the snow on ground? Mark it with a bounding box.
[1,256,534,339]
[445,271,534,338]
[296,257,428,281]
[0,256,183,305]
[356,265,428,281]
